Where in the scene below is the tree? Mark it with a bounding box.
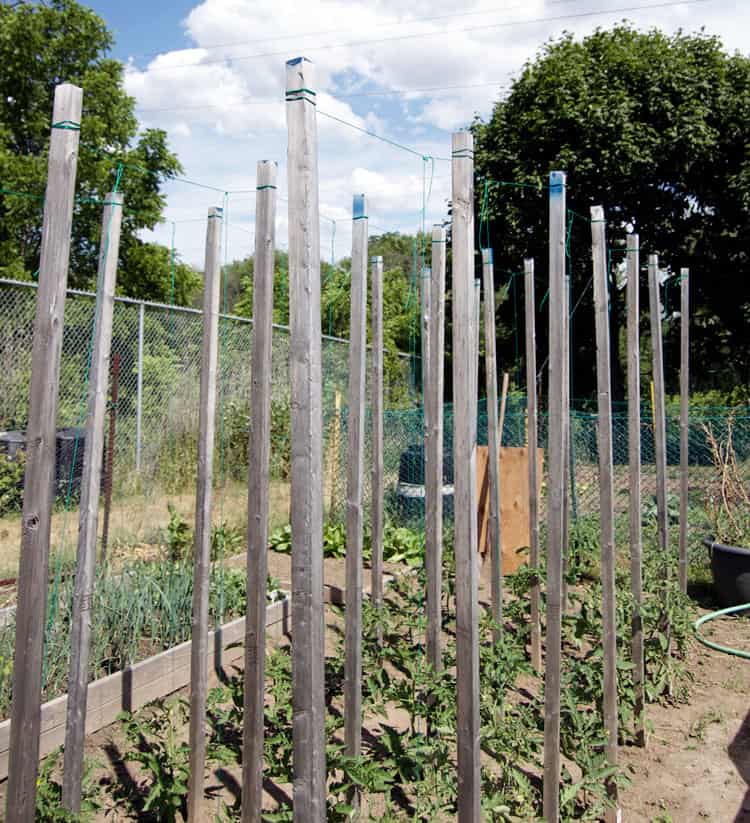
[231,232,425,406]
[0,0,196,303]
[473,26,750,400]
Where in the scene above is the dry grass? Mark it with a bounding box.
[0,479,291,579]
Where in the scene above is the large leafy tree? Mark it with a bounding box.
[231,233,425,406]
[473,26,750,400]
[0,0,196,303]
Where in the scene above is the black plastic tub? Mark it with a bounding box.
[703,537,750,608]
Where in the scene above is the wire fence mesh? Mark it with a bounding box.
[0,278,415,577]
[1,276,749,582]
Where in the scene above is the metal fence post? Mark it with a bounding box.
[135,301,145,472]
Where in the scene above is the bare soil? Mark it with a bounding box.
[619,609,750,822]
[1,557,748,821]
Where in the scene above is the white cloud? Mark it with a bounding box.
[122,0,746,265]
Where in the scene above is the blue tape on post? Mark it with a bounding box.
[484,248,494,264]
[549,170,566,197]
[353,193,367,220]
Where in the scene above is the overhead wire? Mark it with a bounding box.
[130,0,715,74]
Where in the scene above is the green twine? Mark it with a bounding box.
[51,120,80,131]
[476,174,546,192]
[0,187,43,201]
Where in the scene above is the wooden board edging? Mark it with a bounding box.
[0,595,291,781]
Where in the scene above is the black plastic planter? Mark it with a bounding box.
[703,537,750,608]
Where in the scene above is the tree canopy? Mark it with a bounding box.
[0,0,196,304]
[473,26,750,400]
[229,232,426,406]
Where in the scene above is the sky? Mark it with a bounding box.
[84,0,745,267]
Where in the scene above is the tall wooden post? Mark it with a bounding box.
[6,83,83,823]
[100,352,120,564]
[648,255,669,562]
[187,206,223,820]
[370,256,384,642]
[524,258,542,672]
[452,131,480,822]
[543,170,566,823]
[626,233,645,746]
[678,268,690,595]
[426,226,446,672]
[561,257,572,614]
[286,57,326,819]
[591,206,619,820]
[482,250,502,639]
[62,191,124,812]
[242,160,277,823]
[421,264,431,476]
[345,194,367,801]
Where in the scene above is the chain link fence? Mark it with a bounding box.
[1,277,748,579]
[0,278,415,576]
[327,393,750,554]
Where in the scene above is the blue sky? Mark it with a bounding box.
[84,0,745,266]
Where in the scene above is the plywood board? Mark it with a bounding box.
[477,446,544,574]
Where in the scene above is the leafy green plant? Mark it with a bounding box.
[35,749,102,822]
[120,700,190,822]
[382,525,425,567]
[165,504,192,561]
[0,450,24,517]
[211,521,243,561]
[268,523,292,553]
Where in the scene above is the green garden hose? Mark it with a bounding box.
[694,603,750,659]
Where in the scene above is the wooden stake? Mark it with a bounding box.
[678,267,690,595]
[648,255,669,562]
[524,258,542,672]
[370,256,384,644]
[561,260,571,615]
[426,226,446,672]
[543,170,566,823]
[100,351,120,564]
[626,233,645,746]
[345,194,367,801]
[421,263,431,453]
[6,83,83,823]
[452,131,480,822]
[242,161,277,823]
[187,205,223,820]
[62,192,124,812]
[591,205,619,820]
[286,57,326,819]
[482,250,502,639]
